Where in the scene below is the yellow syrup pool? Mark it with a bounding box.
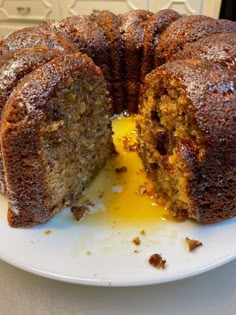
[80,116,167,228]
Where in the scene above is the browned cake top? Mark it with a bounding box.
[1,23,78,55]
[0,47,62,111]
[119,10,153,112]
[169,32,236,70]
[141,9,181,81]
[155,15,236,65]
[119,10,153,51]
[58,15,109,60]
[3,52,104,126]
[57,15,111,94]
[94,10,124,114]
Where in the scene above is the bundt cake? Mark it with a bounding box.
[1,53,113,227]
[137,59,236,223]
[169,32,236,70]
[0,47,62,194]
[0,9,235,227]
[154,15,236,66]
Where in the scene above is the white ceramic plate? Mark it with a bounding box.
[0,193,236,287]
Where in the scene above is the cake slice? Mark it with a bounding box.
[1,53,114,227]
[137,59,236,223]
[0,47,62,194]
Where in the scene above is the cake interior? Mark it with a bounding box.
[138,78,206,218]
[39,77,112,214]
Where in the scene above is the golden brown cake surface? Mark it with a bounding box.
[119,10,153,113]
[155,15,236,66]
[1,22,78,55]
[0,47,62,194]
[94,10,124,114]
[141,9,181,83]
[169,32,236,70]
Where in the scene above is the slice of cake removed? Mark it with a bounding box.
[137,59,236,223]
[1,52,114,227]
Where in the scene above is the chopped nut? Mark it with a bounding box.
[134,250,140,254]
[71,205,89,221]
[115,166,127,173]
[123,136,138,152]
[186,237,203,252]
[138,185,146,195]
[44,230,52,235]
[140,229,146,236]
[132,237,141,246]
[86,251,92,256]
[149,254,166,269]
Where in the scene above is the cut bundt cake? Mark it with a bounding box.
[140,9,181,83]
[0,9,235,228]
[154,15,236,66]
[1,53,113,227]
[0,47,63,194]
[119,10,153,113]
[169,32,236,70]
[137,59,236,223]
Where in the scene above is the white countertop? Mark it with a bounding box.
[0,258,235,315]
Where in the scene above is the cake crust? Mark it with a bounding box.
[2,53,113,227]
[155,15,236,66]
[169,32,236,70]
[1,23,78,55]
[141,9,181,83]
[95,10,124,114]
[119,10,153,113]
[0,47,62,194]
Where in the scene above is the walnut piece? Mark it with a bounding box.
[185,237,203,252]
[140,229,146,236]
[138,185,146,195]
[122,136,138,152]
[149,254,166,269]
[71,205,89,221]
[132,237,141,246]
